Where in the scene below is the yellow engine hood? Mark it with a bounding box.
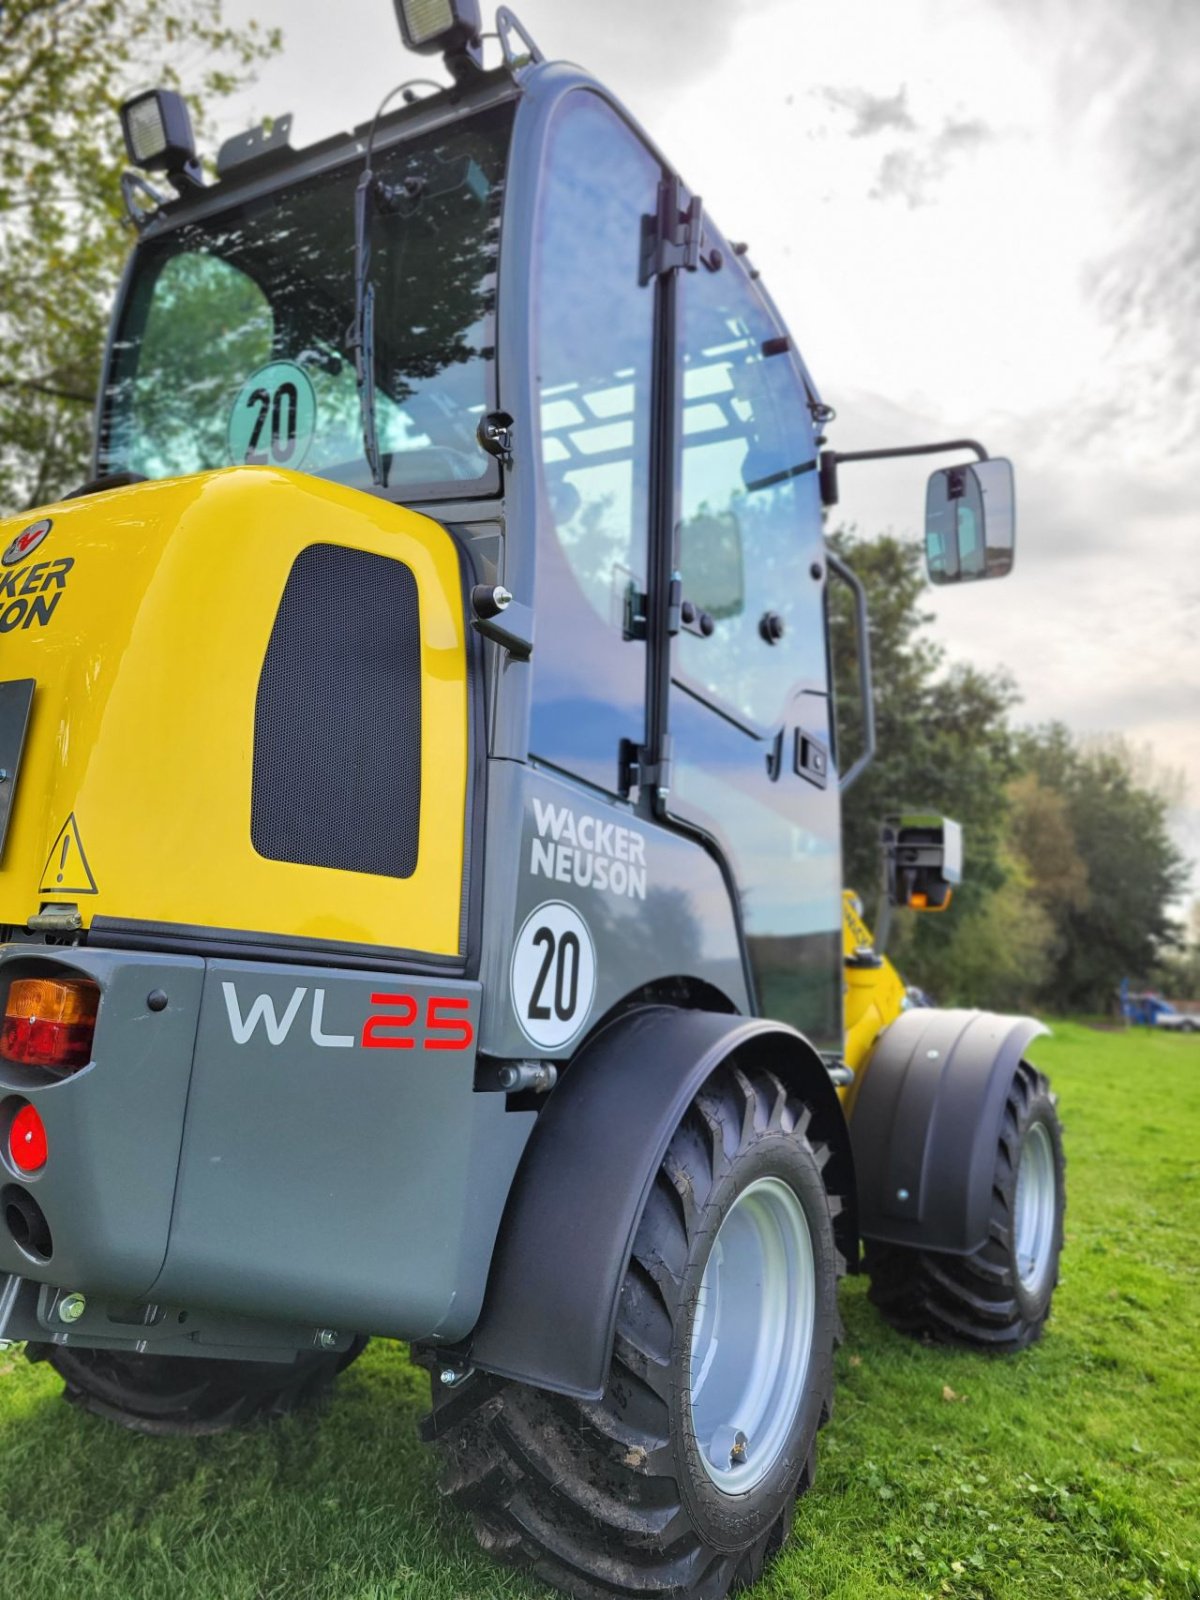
[0,468,468,958]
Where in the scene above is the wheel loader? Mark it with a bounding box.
[0,5,1065,1595]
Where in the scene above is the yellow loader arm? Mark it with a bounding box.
[842,889,909,1075]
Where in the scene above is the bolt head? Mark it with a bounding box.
[317,1328,339,1350]
[440,1367,462,1387]
[58,1293,86,1325]
[897,1188,910,1203]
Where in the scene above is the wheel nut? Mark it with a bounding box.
[58,1293,86,1325]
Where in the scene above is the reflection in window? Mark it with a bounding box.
[112,254,272,477]
[529,92,659,793]
[536,96,656,635]
[677,257,825,728]
[102,105,513,496]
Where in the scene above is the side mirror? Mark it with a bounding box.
[883,813,962,911]
[925,457,1015,585]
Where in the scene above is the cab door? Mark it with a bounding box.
[666,243,843,1047]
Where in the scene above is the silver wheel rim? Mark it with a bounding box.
[687,1176,816,1495]
[1013,1121,1057,1294]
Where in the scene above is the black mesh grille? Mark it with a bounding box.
[252,544,422,879]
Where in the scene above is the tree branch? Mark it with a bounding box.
[0,375,94,404]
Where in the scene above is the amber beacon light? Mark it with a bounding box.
[0,977,101,1074]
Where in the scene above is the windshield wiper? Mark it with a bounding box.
[351,162,431,488]
[351,167,384,487]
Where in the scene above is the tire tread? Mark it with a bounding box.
[865,1062,1065,1353]
[419,1061,842,1599]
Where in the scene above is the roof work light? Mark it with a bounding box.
[394,0,482,66]
[120,89,201,184]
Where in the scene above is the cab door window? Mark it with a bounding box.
[528,93,661,794]
[676,253,826,727]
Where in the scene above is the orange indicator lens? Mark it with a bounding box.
[1,977,100,1072]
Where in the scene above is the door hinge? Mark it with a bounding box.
[641,176,705,284]
[623,583,648,641]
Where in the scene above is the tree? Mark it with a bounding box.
[1019,725,1189,1010]
[0,0,280,514]
[895,847,1055,1013]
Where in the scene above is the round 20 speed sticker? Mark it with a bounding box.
[228,361,317,469]
[511,900,597,1051]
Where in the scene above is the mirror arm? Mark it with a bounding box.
[826,552,876,793]
[819,438,989,508]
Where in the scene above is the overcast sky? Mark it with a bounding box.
[220,0,1199,890]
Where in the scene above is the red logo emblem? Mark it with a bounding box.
[2,518,51,566]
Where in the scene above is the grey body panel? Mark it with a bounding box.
[0,947,203,1296]
[849,1008,1047,1254]
[477,760,750,1058]
[0,947,534,1342]
[152,959,532,1338]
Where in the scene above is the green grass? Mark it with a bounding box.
[1,1022,1198,1600]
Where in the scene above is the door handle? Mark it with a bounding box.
[794,729,829,790]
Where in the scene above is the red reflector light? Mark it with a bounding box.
[1,977,100,1072]
[8,1103,47,1174]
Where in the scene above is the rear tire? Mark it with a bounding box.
[865,1060,1064,1352]
[420,1061,842,1600]
[26,1338,368,1436]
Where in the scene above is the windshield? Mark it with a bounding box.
[100,102,513,497]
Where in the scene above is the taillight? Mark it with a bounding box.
[1,976,100,1073]
[8,1103,47,1173]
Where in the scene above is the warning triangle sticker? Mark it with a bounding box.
[39,813,98,896]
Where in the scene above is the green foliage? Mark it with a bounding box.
[2,1026,1198,1599]
[893,849,1056,1013]
[0,0,281,513]
[1019,727,1189,1010]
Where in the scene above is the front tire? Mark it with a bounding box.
[865,1060,1065,1352]
[421,1061,842,1600]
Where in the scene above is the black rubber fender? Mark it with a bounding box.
[848,1008,1047,1255]
[467,1004,852,1400]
